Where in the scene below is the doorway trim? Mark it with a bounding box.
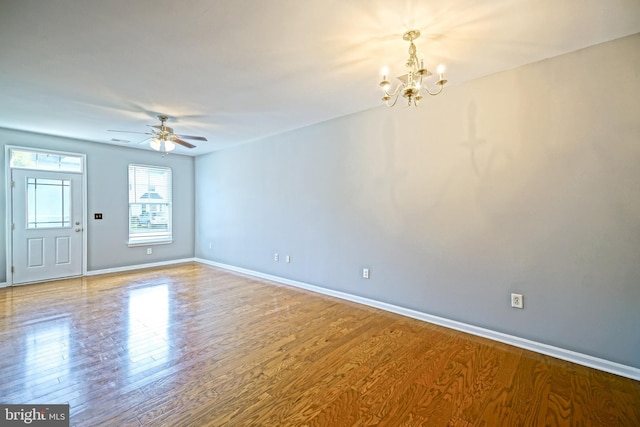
[5,145,88,286]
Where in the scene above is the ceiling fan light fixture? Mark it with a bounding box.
[164,139,176,152]
[150,137,176,153]
[150,138,161,152]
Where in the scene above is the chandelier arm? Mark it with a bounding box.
[384,84,403,98]
[422,85,445,96]
[385,92,401,107]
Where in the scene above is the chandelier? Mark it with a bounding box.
[379,29,447,107]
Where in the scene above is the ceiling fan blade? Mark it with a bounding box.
[107,130,154,136]
[175,134,208,141]
[171,137,196,149]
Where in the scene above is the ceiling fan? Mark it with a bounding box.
[108,114,207,152]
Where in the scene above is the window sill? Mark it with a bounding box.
[127,239,173,247]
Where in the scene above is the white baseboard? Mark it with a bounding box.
[0,259,196,284]
[86,258,196,277]
[196,258,640,381]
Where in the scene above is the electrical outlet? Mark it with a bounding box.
[362,268,370,279]
[511,293,523,309]
[146,248,152,255]
[274,253,279,262]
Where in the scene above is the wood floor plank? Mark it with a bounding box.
[1,263,638,426]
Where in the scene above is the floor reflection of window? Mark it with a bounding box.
[128,285,169,375]
[26,320,70,391]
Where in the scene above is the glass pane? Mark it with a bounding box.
[26,178,71,229]
[128,164,172,243]
[128,166,172,202]
[129,203,171,235]
[10,149,83,173]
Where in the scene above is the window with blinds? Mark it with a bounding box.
[128,164,172,245]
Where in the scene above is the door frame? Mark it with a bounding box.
[5,145,87,287]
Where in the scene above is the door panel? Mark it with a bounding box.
[27,238,44,267]
[12,169,83,285]
[56,236,71,264]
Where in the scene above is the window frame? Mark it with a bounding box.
[127,164,173,247]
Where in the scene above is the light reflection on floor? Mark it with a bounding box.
[127,284,170,376]
[25,319,70,396]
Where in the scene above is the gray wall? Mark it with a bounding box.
[195,34,640,368]
[1,129,195,279]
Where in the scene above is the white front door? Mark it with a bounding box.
[11,169,84,285]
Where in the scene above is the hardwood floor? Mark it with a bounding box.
[1,263,638,426]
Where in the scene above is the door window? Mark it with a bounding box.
[10,149,83,172]
[26,178,71,229]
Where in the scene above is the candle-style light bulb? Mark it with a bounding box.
[437,64,445,78]
[380,66,391,91]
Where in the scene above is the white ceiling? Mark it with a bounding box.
[1,0,639,156]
